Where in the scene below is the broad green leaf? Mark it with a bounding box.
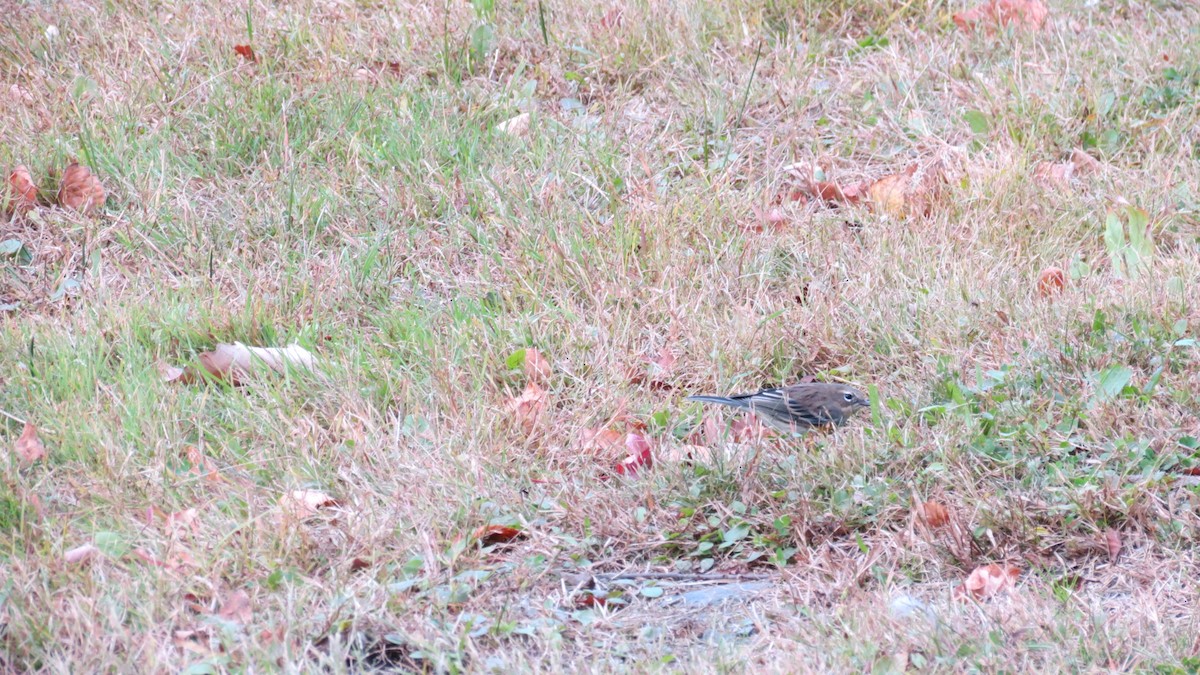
[1094,366,1133,402]
[640,586,664,598]
[505,349,526,370]
[963,110,990,134]
[1104,211,1126,278]
[722,523,750,545]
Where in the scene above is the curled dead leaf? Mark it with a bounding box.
[497,112,531,137]
[959,563,1020,601]
[195,342,316,384]
[64,543,100,564]
[577,427,625,455]
[57,162,106,214]
[953,0,1048,33]
[1104,529,1122,561]
[473,524,525,547]
[6,166,39,214]
[279,489,340,520]
[13,421,45,464]
[1037,267,1066,297]
[916,500,951,528]
[867,163,944,218]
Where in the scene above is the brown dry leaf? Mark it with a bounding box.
[1037,267,1066,297]
[172,629,216,656]
[13,421,45,464]
[195,343,316,384]
[916,500,951,528]
[959,563,1021,600]
[64,543,100,564]
[507,382,547,434]
[473,524,525,547]
[660,443,714,463]
[1034,149,1102,189]
[746,205,789,233]
[159,362,187,383]
[164,508,200,540]
[866,163,944,218]
[1104,529,1122,561]
[57,162,106,214]
[497,112,531,137]
[233,44,257,62]
[217,589,252,624]
[1070,148,1102,175]
[279,489,341,520]
[6,166,39,214]
[577,427,625,455]
[953,0,1048,33]
[524,348,552,384]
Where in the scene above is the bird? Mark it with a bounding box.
[687,382,871,435]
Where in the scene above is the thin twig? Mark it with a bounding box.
[594,572,773,582]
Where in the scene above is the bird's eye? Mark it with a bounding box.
[843,392,855,402]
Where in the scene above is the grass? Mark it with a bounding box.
[3,0,1200,671]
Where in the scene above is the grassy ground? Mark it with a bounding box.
[3,0,1200,671]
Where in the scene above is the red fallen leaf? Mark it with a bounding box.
[685,415,722,447]
[473,524,525,547]
[507,382,547,435]
[1037,267,1066,297]
[574,593,609,608]
[524,348,552,384]
[217,589,252,624]
[953,0,1048,33]
[13,421,46,464]
[349,557,372,572]
[1180,467,1200,476]
[1104,529,1122,560]
[958,563,1020,601]
[6,165,39,214]
[614,431,652,475]
[915,500,951,528]
[233,44,257,62]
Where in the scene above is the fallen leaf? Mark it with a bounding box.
[507,382,547,434]
[6,166,38,214]
[1070,148,1102,175]
[349,557,372,572]
[1104,529,1122,560]
[867,171,910,218]
[660,443,714,463]
[866,163,943,218]
[916,500,951,528]
[217,589,252,624]
[614,431,652,475]
[233,44,257,62]
[279,489,340,520]
[953,0,1048,33]
[746,205,789,232]
[1037,267,1066,297]
[473,524,525,547]
[497,112,531,137]
[12,422,45,464]
[195,342,316,384]
[64,543,100,564]
[158,362,187,383]
[57,162,106,214]
[959,563,1020,601]
[172,629,216,656]
[182,445,223,482]
[1033,149,1100,190]
[164,508,200,540]
[524,348,552,384]
[577,427,625,455]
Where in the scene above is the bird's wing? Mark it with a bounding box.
[739,387,832,428]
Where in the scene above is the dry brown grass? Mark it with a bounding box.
[2,0,1200,671]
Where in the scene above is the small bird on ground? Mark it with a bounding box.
[687,382,871,435]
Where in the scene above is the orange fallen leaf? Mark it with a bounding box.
[473,524,525,547]
[959,563,1020,600]
[57,162,106,214]
[507,381,547,434]
[1104,529,1122,561]
[866,163,944,218]
[524,348,552,384]
[279,489,341,520]
[13,421,45,464]
[953,0,1048,33]
[217,589,252,624]
[233,44,256,62]
[916,500,951,528]
[6,165,39,214]
[64,543,100,564]
[614,431,652,475]
[1037,267,1066,297]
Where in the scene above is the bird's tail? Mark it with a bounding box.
[686,395,751,410]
